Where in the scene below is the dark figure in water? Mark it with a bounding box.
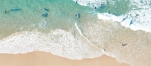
[42,13,48,17]
[122,43,127,46]
[100,4,103,8]
[75,1,77,3]
[75,13,80,18]
[43,8,49,11]
[130,20,133,25]
[10,8,21,11]
[94,7,97,10]
[5,10,7,14]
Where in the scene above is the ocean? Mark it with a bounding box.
[0,0,151,66]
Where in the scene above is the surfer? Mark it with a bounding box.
[43,8,49,11]
[10,8,21,11]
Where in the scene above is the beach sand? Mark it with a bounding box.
[0,51,130,66]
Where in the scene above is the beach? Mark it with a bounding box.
[0,0,151,66]
[0,51,130,66]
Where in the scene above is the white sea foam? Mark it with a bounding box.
[0,29,104,59]
[97,13,123,22]
[75,0,151,33]
[38,19,47,29]
[75,23,83,36]
[73,0,107,7]
[97,8,151,33]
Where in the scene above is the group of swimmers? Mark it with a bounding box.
[5,1,104,18]
[5,8,49,17]
[42,8,49,17]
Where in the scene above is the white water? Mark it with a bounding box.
[0,29,104,59]
[76,0,151,33]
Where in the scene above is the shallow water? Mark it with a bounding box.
[0,0,94,39]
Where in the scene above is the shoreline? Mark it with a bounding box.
[0,51,131,66]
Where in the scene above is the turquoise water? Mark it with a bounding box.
[0,0,132,39]
[0,0,95,39]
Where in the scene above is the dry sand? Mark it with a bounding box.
[0,51,130,66]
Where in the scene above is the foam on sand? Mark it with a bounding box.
[81,19,151,66]
[0,29,104,60]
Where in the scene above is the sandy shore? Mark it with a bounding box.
[0,51,130,66]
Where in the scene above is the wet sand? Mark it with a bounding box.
[0,51,130,66]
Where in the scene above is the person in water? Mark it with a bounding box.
[43,8,49,11]
[75,1,77,3]
[75,13,80,18]
[94,7,97,10]
[10,8,21,11]
[100,4,103,8]
[75,14,77,16]
[42,13,48,17]
[5,10,7,14]
[122,17,127,22]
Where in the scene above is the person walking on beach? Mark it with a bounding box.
[122,43,127,46]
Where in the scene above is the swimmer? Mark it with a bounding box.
[75,13,80,18]
[42,13,48,17]
[94,7,97,10]
[75,1,77,3]
[122,17,127,22]
[100,4,103,8]
[130,20,133,25]
[5,10,7,14]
